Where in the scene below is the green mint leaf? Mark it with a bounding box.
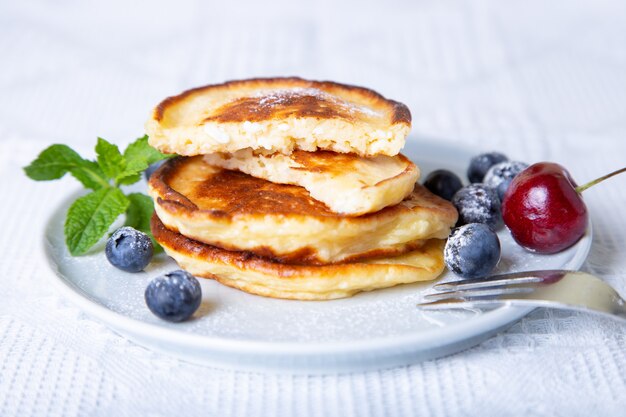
[69,159,109,190]
[96,137,127,180]
[124,136,174,173]
[124,192,153,232]
[125,192,162,252]
[24,144,109,190]
[24,144,81,180]
[115,136,172,186]
[115,172,142,186]
[65,187,129,255]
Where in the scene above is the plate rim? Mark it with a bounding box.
[41,138,593,359]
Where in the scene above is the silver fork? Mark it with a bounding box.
[417,270,626,322]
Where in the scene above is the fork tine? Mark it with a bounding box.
[416,298,505,310]
[434,276,543,291]
[423,286,535,302]
[433,269,570,291]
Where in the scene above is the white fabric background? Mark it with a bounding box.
[1,0,625,415]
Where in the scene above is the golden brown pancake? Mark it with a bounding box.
[152,214,446,300]
[148,156,458,264]
[203,150,419,215]
[145,77,411,157]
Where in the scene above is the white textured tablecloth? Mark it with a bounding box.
[1,0,625,415]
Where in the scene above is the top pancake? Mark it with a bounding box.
[146,77,411,157]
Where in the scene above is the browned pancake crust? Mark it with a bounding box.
[151,213,438,277]
[151,213,281,272]
[150,157,427,264]
[156,217,427,265]
[148,156,457,264]
[150,156,455,220]
[153,77,411,126]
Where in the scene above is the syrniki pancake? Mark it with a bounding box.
[203,149,419,215]
[151,214,446,300]
[148,156,458,264]
[146,77,411,157]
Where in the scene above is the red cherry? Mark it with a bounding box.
[502,163,587,253]
[502,163,626,253]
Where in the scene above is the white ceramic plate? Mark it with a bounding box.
[43,139,592,374]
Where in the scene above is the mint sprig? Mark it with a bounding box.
[96,137,127,182]
[65,188,129,255]
[24,135,172,255]
[23,144,109,190]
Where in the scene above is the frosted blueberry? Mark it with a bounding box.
[145,270,202,322]
[444,223,501,279]
[452,184,503,230]
[423,169,463,201]
[484,161,529,200]
[467,152,508,183]
[105,227,153,272]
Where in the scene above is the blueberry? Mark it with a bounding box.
[467,152,508,183]
[105,227,153,272]
[444,223,501,278]
[496,178,513,201]
[423,169,463,201]
[144,160,166,181]
[145,270,202,322]
[483,161,529,200]
[452,184,503,230]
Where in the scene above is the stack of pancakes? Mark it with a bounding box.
[146,78,458,300]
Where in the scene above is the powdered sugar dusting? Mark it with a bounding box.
[484,161,529,188]
[253,87,382,118]
[256,87,325,105]
[452,184,503,230]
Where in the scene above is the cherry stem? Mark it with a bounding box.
[575,166,626,193]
